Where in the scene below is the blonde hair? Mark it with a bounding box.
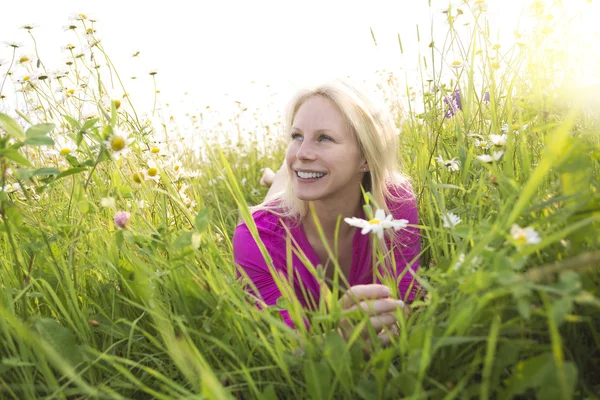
[253,79,410,223]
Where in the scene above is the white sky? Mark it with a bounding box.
[1,0,598,118]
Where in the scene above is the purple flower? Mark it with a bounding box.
[483,91,490,104]
[114,211,131,229]
[443,89,462,118]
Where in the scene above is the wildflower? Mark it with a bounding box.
[250,188,260,196]
[143,160,160,182]
[344,209,408,239]
[21,24,37,30]
[483,91,491,104]
[474,139,489,149]
[5,41,23,49]
[114,211,131,229]
[477,150,504,163]
[510,224,541,246]
[149,69,158,76]
[104,129,133,160]
[18,54,32,64]
[453,253,466,270]
[434,156,461,172]
[100,197,116,208]
[126,199,146,209]
[59,147,72,156]
[443,89,462,118]
[442,212,462,228]
[132,172,144,183]
[451,60,463,68]
[501,123,529,134]
[241,178,247,186]
[489,134,507,146]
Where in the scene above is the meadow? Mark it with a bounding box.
[1,2,599,399]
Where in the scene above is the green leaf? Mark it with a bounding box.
[24,136,55,146]
[32,318,83,366]
[551,297,573,327]
[173,231,193,249]
[110,100,117,126]
[76,200,90,214]
[81,117,98,132]
[195,207,210,233]
[0,112,25,139]
[304,359,332,400]
[15,109,33,125]
[56,167,88,180]
[25,123,55,137]
[0,148,32,167]
[538,362,578,400]
[32,167,61,177]
[64,115,81,130]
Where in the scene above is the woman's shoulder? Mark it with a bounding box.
[385,177,418,221]
[233,203,295,242]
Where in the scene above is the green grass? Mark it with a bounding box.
[0,3,599,399]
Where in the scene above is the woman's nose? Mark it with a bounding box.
[296,140,316,160]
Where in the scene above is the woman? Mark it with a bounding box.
[233,80,421,344]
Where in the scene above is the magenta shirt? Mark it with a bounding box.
[233,184,421,327]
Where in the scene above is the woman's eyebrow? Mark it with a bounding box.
[291,127,336,134]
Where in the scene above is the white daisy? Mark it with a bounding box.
[143,160,161,182]
[510,224,541,246]
[477,150,504,163]
[442,212,462,228]
[489,134,507,146]
[104,129,134,160]
[474,139,489,149]
[501,123,529,134]
[344,209,408,239]
[434,156,461,172]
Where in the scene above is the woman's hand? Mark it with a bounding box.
[338,284,405,346]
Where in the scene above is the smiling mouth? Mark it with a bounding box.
[296,171,327,180]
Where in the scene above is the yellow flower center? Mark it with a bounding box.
[113,99,121,109]
[516,233,527,245]
[513,124,521,131]
[151,146,160,153]
[23,75,30,82]
[111,137,126,152]
[66,89,75,97]
[368,219,381,225]
[19,56,30,63]
[132,172,143,183]
[60,148,71,155]
[147,168,158,177]
[174,165,180,171]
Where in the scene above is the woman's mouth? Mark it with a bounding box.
[296,171,327,180]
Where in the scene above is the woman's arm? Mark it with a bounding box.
[261,162,287,200]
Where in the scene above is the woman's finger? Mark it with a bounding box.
[346,298,404,316]
[341,284,390,309]
[369,313,399,333]
[377,324,400,346]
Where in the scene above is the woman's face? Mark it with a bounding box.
[286,95,366,203]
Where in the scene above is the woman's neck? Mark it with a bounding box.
[302,196,363,242]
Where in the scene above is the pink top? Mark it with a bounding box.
[233,183,421,327]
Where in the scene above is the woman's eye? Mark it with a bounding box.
[290,133,303,141]
[318,135,332,142]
